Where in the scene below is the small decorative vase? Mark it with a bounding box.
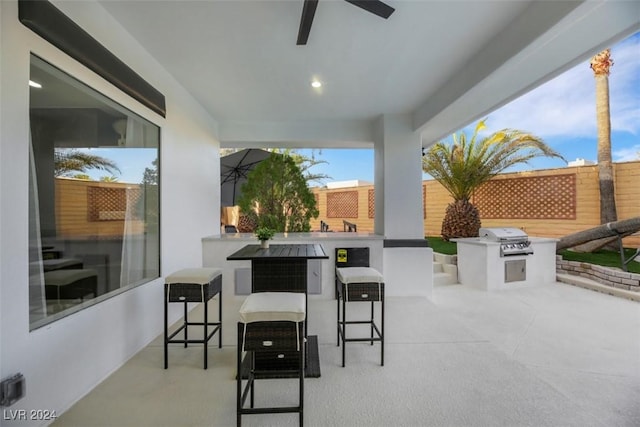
[260,240,269,249]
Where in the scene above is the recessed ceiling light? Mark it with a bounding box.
[29,80,42,88]
[311,80,322,88]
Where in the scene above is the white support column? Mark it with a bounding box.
[373,114,433,299]
[373,114,422,237]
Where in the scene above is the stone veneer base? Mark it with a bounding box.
[556,255,640,300]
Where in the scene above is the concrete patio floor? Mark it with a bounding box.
[52,282,640,427]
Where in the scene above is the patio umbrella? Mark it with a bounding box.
[220,148,274,206]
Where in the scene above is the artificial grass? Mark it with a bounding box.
[426,235,640,273]
[426,236,458,255]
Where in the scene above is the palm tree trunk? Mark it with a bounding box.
[595,74,617,224]
[591,50,617,225]
[441,198,481,240]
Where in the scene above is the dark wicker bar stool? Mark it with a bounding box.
[237,292,306,427]
[164,268,222,369]
[335,247,385,367]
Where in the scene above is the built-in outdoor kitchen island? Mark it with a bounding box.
[202,232,433,345]
[453,227,558,291]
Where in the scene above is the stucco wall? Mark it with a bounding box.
[0,1,219,424]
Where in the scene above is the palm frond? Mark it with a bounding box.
[54,149,121,177]
[422,121,566,201]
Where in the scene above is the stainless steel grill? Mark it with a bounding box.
[479,227,533,257]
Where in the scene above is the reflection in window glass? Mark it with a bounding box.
[28,55,160,329]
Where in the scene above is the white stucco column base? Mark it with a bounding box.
[383,246,433,299]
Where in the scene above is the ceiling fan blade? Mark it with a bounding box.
[344,0,395,19]
[297,0,319,45]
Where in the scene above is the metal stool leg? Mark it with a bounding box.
[183,300,188,348]
[203,298,208,369]
[237,323,243,427]
[299,321,305,426]
[250,356,255,408]
[336,291,340,347]
[381,293,385,366]
[341,295,346,367]
[370,301,375,345]
[218,291,223,348]
[164,286,169,369]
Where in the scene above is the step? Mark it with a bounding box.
[556,273,640,302]
[432,251,459,285]
[433,253,457,265]
[434,272,459,287]
[433,261,444,274]
[442,263,458,280]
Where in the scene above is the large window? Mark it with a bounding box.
[28,55,160,329]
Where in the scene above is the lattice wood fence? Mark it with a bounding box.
[327,191,358,218]
[473,174,576,219]
[368,189,375,218]
[87,186,142,221]
[423,185,427,219]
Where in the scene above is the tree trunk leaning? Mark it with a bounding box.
[571,235,629,253]
[556,217,640,252]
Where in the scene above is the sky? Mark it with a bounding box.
[81,148,157,183]
[300,31,640,184]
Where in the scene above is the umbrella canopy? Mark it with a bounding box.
[220,149,274,206]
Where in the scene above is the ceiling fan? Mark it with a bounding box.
[297,0,395,45]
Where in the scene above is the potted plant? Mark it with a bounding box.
[255,227,275,249]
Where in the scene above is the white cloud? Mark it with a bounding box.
[613,144,640,162]
[486,34,640,138]
[609,36,640,135]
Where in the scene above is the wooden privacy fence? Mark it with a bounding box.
[55,178,146,237]
[54,162,639,247]
[311,161,640,246]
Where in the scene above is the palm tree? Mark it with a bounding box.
[71,173,92,180]
[54,149,120,177]
[423,120,565,240]
[590,49,617,225]
[99,176,119,182]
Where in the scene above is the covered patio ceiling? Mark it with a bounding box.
[96,0,639,148]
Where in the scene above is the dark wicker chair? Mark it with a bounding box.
[342,220,357,232]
